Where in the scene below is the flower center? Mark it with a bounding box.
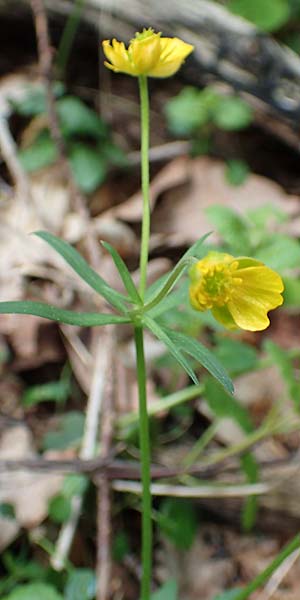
[194,262,241,310]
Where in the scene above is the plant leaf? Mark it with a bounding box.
[0,301,130,327]
[34,231,128,313]
[167,329,234,394]
[145,233,211,309]
[144,316,198,385]
[102,241,142,305]
[150,580,178,600]
[69,143,107,193]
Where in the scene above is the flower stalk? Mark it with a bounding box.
[138,75,150,301]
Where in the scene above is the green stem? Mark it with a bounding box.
[138,75,150,301]
[134,326,152,600]
[56,0,86,75]
[234,534,300,599]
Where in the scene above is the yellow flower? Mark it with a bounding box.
[102,28,194,78]
[189,251,284,332]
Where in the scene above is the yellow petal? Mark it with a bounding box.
[102,39,136,75]
[227,266,284,331]
[159,38,194,61]
[130,33,161,74]
[148,37,194,77]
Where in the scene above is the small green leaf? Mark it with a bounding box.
[206,205,251,255]
[228,0,290,32]
[0,503,15,519]
[0,301,129,327]
[10,82,64,116]
[2,583,64,600]
[69,143,107,193]
[34,231,128,312]
[204,377,253,431]
[165,87,210,135]
[43,411,84,450]
[144,316,198,385]
[214,337,258,376]
[22,379,70,407]
[157,499,197,549]
[57,96,107,139]
[150,580,178,600]
[254,235,300,271]
[282,276,300,308]
[48,494,71,523]
[225,159,250,186]
[212,97,252,130]
[65,569,96,600]
[102,241,142,305]
[167,329,234,394]
[19,131,58,172]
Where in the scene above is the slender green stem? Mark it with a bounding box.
[234,534,300,599]
[56,0,86,75]
[138,75,150,301]
[134,326,152,600]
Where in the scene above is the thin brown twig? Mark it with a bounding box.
[29,0,101,268]
[0,454,296,479]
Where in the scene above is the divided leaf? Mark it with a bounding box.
[0,301,129,327]
[167,329,234,394]
[144,316,198,385]
[102,241,142,305]
[34,231,128,313]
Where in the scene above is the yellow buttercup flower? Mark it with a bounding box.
[189,251,284,331]
[102,28,194,78]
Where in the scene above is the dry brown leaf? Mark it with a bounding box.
[150,156,300,245]
[105,156,189,222]
[0,426,63,548]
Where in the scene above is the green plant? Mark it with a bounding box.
[0,27,293,600]
[13,90,126,193]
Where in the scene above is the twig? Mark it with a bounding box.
[30,0,67,166]
[0,115,30,200]
[127,140,191,167]
[51,327,114,571]
[112,480,272,498]
[96,328,115,600]
[29,0,101,268]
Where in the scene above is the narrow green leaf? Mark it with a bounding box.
[145,233,210,303]
[0,301,129,327]
[144,316,198,385]
[34,231,128,313]
[180,232,212,262]
[102,241,142,305]
[167,329,234,394]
